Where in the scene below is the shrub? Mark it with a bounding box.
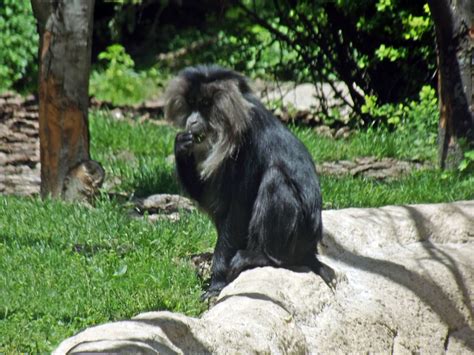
[361,85,439,160]
[0,0,38,92]
[90,44,158,105]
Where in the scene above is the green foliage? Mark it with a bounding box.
[375,44,408,62]
[458,150,474,174]
[360,85,438,159]
[212,0,435,110]
[402,4,432,40]
[213,23,301,80]
[90,44,159,105]
[362,85,438,128]
[0,0,38,92]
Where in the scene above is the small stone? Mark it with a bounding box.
[314,125,334,138]
[334,126,351,139]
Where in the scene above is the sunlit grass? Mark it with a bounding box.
[0,196,214,352]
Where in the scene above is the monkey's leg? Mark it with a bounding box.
[245,166,302,268]
[227,249,274,283]
[243,166,336,289]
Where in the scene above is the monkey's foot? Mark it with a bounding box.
[319,263,337,292]
[201,282,225,302]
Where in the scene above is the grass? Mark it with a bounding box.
[293,125,436,162]
[1,109,472,352]
[0,197,214,352]
[321,171,473,209]
[90,110,179,196]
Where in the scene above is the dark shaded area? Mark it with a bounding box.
[92,0,228,63]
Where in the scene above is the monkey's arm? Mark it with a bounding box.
[175,132,204,200]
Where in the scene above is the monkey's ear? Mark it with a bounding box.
[164,77,190,127]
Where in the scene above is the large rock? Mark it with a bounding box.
[54,201,474,354]
[260,81,355,120]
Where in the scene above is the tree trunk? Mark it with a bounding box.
[428,0,474,169]
[31,0,104,200]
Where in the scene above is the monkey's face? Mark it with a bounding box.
[183,93,214,146]
[185,112,208,144]
[164,79,218,146]
[164,66,254,177]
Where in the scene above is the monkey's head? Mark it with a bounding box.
[164,65,254,178]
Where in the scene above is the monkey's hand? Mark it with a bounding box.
[175,132,194,157]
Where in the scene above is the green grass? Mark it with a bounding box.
[321,171,473,209]
[0,196,214,352]
[90,110,179,197]
[1,109,472,352]
[293,125,436,162]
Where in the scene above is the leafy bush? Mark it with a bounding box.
[0,0,38,92]
[361,85,439,160]
[90,44,158,105]
[362,85,438,131]
[207,0,436,124]
[459,150,474,174]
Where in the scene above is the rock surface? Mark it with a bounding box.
[261,82,354,111]
[131,194,196,222]
[54,200,474,354]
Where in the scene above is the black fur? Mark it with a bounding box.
[171,66,335,299]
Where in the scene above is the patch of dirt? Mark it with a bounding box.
[317,157,431,180]
[0,92,40,195]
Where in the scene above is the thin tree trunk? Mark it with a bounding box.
[428,0,474,169]
[31,1,104,200]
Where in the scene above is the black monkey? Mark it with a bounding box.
[165,65,335,299]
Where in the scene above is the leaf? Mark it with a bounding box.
[458,160,469,172]
[464,151,474,160]
[113,264,128,277]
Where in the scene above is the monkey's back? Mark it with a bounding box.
[201,97,323,257]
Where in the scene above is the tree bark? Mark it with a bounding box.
[428,0,474,169]
[31,0,103,199]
